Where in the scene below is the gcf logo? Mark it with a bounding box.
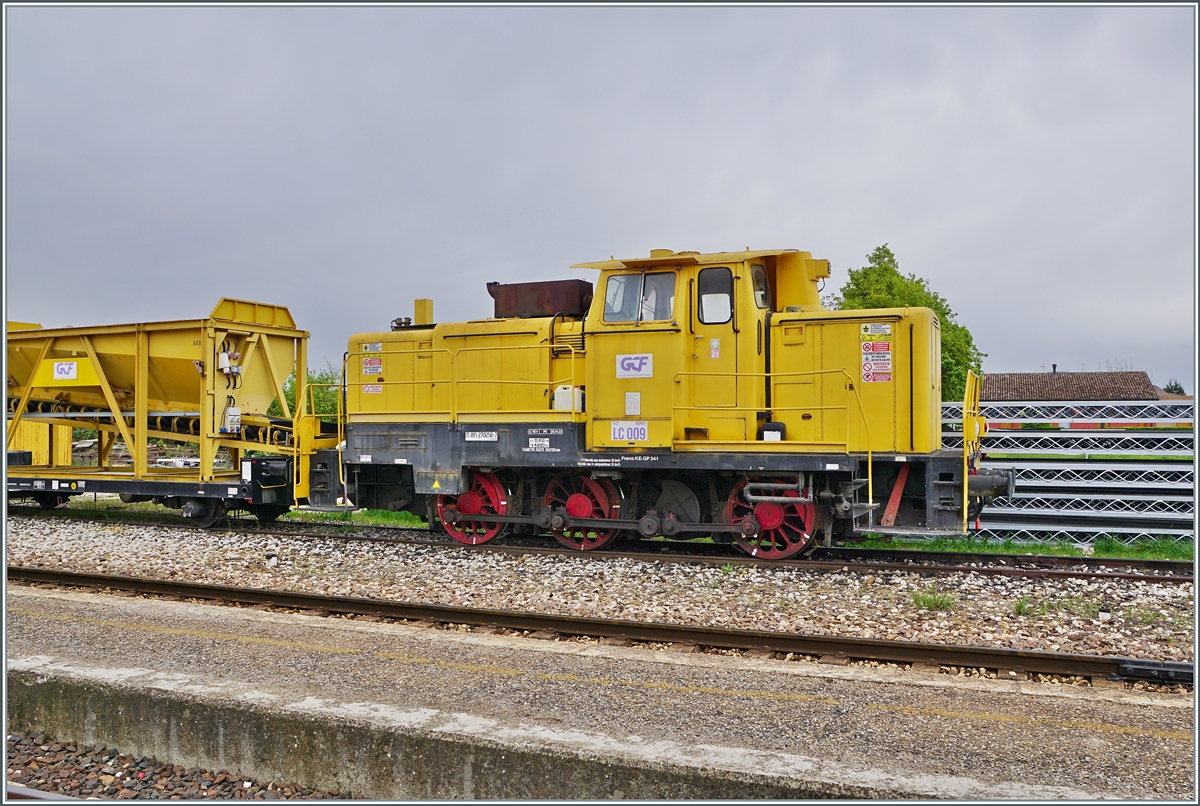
[53,361,78,380]
[616,354,653,378]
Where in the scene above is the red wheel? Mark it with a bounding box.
[543,474,622,550]
[437,471,508,545]
[726,477,816,560]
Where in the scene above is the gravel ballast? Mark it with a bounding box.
[7,585,1195,799]
[6,731,349,799]
[5,514,1192,663]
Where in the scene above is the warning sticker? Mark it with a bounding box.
[362,356,383,374]
[362,342,383,352]
[362,384,383,394]
[860,324,894,382]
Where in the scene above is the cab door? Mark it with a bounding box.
[684,266,740,441]
[588,270,682,449]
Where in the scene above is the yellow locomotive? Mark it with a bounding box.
[341,248,1011,558]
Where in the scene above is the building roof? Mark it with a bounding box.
[981,371,1161,401]
[1152,385,1193,400]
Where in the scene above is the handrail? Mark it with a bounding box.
[961,369,984,531]
[342,343,584,422]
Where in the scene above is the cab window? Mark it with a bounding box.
[751,264,771,309]
[697,267,732,324]
[603,272,676,323]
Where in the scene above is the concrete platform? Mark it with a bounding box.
[5,585,1194,799]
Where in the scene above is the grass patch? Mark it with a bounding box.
[282,508,426,529]
[1013,596,1101,619]
[1056,596,1102,619]
[857,535,1192,562]
[1121,606,1177,626]
[859,536,1085,557]
[720,563,735,575]
[15,494,428,530]
[911,590,956,611]
[1013,597,1046,616]
[1092,536,1193,561]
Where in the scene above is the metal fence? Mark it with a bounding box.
[941,400,1195,545]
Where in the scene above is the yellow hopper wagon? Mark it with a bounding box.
[6,299,338,526]
[343,248,1013,559]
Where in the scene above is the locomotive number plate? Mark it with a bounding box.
[611,421,649,441]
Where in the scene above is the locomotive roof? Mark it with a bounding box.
[570,248,803,270]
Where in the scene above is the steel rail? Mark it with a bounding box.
[9,506,1193,583]
[812,547,1193,575]
[7,566,1191,686]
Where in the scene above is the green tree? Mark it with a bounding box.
[827,244,985,402]
[1163,378,1186,395]
[268,363,343,417]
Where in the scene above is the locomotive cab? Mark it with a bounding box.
[575,249,942,456]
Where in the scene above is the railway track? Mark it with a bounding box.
[7,566,1193,687]
[9,504,1194,584]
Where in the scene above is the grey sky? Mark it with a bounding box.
[5,4,1196,392]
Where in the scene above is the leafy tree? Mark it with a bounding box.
[268,364,343,417]
[1163,378,1186,395]
[826,244,985,402]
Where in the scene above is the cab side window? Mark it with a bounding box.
[697,267,732,324]
[603,274,640,322]
[641,272,676,321]
[604,272,676,323]
[751,264,772,310]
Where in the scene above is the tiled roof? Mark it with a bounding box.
[981,371,1160,401]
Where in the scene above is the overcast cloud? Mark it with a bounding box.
[4,5,1195,391]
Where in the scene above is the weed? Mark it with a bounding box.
[1056,597,1101,619]
[1013,597,1047,617]
[911,590,955,611]
[720,563,735,575]
[1123,607,1164,625]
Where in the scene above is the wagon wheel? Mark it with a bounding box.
[437,471,508,545]
[34,493,64,510]
[544,474,622,550]
[188,498,228,529]
[726,477,816,560]
[253,504,291,524]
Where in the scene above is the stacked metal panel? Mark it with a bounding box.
[942,400,1195,544]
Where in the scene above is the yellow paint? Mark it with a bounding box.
[414,299,434,326]
[7,298,312,487]
[376,652,524,676]
[11,611,357,654]
[866,703,1192,741]
[533,671,839,704]
[10,607,1192,742]
[6,421,71,466]
[346,248,941,456]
